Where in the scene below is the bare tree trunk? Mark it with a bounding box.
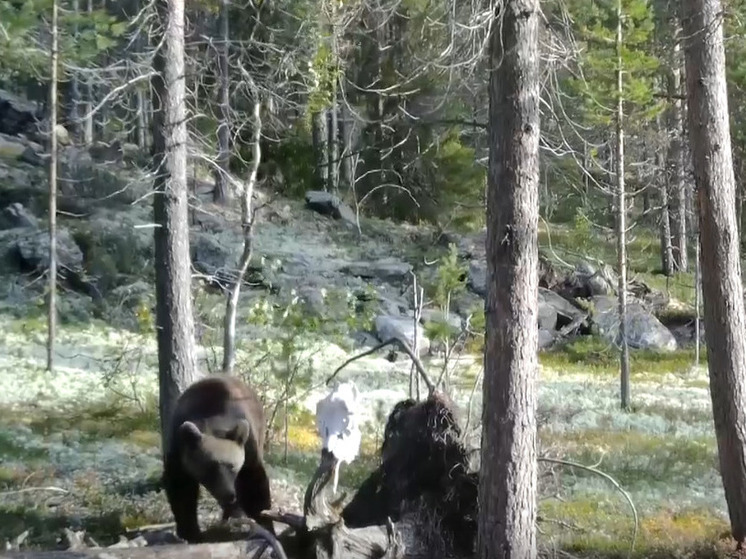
[616,0,631,411]
[658,116,674,276]
[327,15,339,194]
[223,96,261,375]
[69,0,81,143]
[213,0,231,203]
[47,0,59,373]
[328,100,338,193]
[136,89,148,150]
[83,0,94,145]
[682,0,746,545]
[312,110,328,189]
[135,0,148,151]
[669,39,688,272]
[151,0,199,454]
[478,0,540,555]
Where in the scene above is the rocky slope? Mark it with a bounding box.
[0,88,693,358]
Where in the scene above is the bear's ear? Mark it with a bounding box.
[178,421,203,446]
[227,419,252,446]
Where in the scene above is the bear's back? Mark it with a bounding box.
[168,375,266,459]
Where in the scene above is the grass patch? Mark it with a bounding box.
[0,401,159,445]
[540,498,729,558]
[540,336,703,376]
[541,429,717,488]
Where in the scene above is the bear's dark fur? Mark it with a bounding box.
[162,374,273,543]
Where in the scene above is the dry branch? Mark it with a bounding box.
[325,337,434,394]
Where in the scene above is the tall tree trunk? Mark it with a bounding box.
[616,0,631,410]
[69,0,81,143]
[478,0,540,556]
[669,39,688,272]
[328,100,339,193]
[83,0,94,145]
[659,151,674,276]
[312,110,328,189]
[213,0,231,203]
[327,12,339,194]
[151,0,199,454]
[135,0,148,151]
[682,0,746,545]
[339,101,354,190]
[47,0,59,373]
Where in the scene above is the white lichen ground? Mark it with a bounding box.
[0,313,730,553]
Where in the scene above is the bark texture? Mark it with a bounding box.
[682,0,746,545]
[478,0,540,555]
[151,0,200,454]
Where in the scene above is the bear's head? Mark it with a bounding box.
[177,419,252,507]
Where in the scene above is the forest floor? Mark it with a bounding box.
[0,173,736,557]
[0,311,736,558]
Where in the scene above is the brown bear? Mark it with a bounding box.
[162,374,274,543]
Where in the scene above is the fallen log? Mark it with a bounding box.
[0,540,270,559]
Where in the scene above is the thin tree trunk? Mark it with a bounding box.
[312,110,328,189]
[151,0,199,454]
[83,0,94,145]
[682,0,746,545]
[47,0,59,373]
[339,102,354,190]
[327,15,339,193]
[328,99,338,193]
[223,96,261,375]
[669,39,688,272]
[658,115,674,276]
[478,0,540,555]
[616,0,630,411]
[213,0,231,203]
[69,0,81,143]
[136,89,148,150]
[135,0,148,151]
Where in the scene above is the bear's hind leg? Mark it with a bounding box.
[164,460,202,543]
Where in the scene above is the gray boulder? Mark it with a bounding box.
[0,90,42,136]
[421,308,463,332]
[539,287,586,327]
[467,261,487,296]
[576,261,616,296]
[8,227,83,272]
[0,203,38,230]
[375,314,431,355]
[0,133,25,159]
[538,301,558,331]
[538,328,556,350]
[591,295,678,352]
[341,258,413,284]
[305,190,356,226]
